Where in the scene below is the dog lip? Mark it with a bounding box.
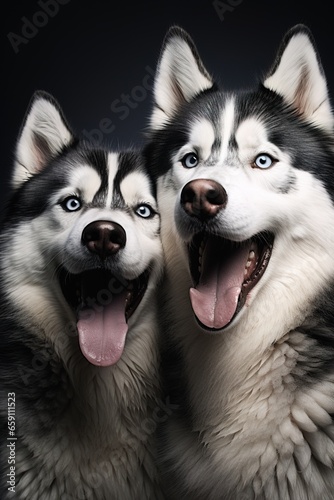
[234,237,273,319]
[124,269,150,320]
[241,242,272,293]
[194,316,225,333]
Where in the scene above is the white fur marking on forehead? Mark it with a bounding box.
[106,152,121,207]
[68,166,101,202]
[119,171,155,205]
[235,118,290,164]
[220,98,235,161]
[189,119,215,160]
[235,118,268,148]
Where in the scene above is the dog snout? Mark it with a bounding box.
[180,179,227,220]
[82,221,126,259]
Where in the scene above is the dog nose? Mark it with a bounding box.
[181,179,227,219]
[82,221,126,259]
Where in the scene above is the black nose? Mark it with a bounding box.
[181,179,227,220]
[82,221,126,259]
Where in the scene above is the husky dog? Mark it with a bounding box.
[0,91,164,499]
[144,25,334,499]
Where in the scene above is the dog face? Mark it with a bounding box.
[1,92,163,366]
[145,25,334,334]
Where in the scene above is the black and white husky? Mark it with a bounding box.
[0,91,164,499]
[145,25,334,499]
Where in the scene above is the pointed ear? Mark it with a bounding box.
[13,91,74,188]
[264,24,333,132]
[150,26,214,130]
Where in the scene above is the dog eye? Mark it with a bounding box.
[61,196,82,212]
[253,154,274,169]
[135,205,154,218]
[182,152,199,169]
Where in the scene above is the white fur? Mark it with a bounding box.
[220,97,235,162]
[119,169,156,209]
[150,25,334,499]
[59,165,102,204]
[106,152,120,207]
[1,94,165,499]
[188,118,215,160]
[158,123,334,497]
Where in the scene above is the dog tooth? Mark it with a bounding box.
[249,251,255,260]
[250,241,257,252]
[246,260,251,268]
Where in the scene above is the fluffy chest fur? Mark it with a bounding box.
[160,274,334,498]
[0,277,164,500]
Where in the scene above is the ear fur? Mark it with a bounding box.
[264,24,333,132]
[13,91,73,188]
[150,26,214,130]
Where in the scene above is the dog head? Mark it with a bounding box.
[1,91,163,366]
[145,25,334,334]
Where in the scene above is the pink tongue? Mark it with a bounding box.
[190,240,251,330]
[77,290,128,366]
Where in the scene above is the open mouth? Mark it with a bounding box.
[58,268,149,366]
[188,232,274,331]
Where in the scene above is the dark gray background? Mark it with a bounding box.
[2,1,334,216]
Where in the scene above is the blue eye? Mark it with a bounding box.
[182,152,198,169]
[135,205,154,218]
[61,196,82,212]
[253,154,274,169]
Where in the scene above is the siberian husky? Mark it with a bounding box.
[0,91,164,499]
[144,25,334,499]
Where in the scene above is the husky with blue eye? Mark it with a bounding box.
[144,25,334,499]
[0,91,165,500]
